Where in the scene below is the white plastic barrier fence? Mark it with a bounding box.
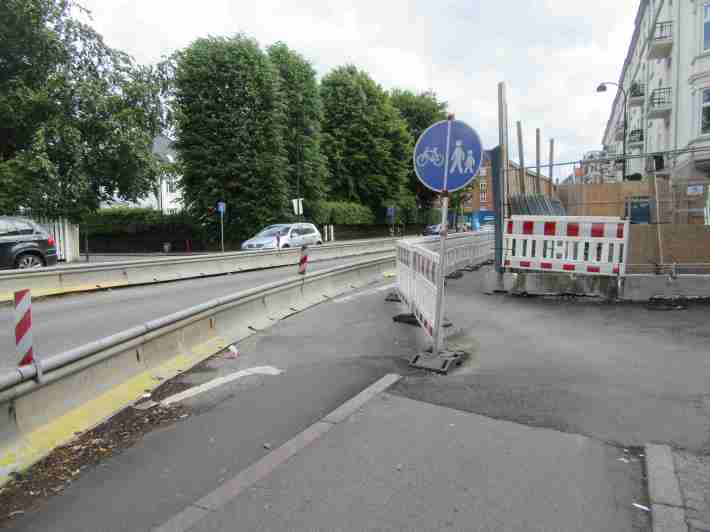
[503,216,630,276]
[37,218,80,263]
[396,231,494,337]
[397,240,439,336]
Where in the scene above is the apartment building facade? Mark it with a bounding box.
[602,0,710,180]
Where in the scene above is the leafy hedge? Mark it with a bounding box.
[312,201,375,225]
[82,207,203,236]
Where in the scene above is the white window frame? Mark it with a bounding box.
[479,181,488,204]
[701,87,710,135]
[703,3,710,52]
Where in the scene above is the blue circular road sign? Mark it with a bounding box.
[413,119,483,193]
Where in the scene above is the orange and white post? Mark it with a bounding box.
[14,289,34,366]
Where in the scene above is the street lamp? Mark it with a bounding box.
[597,81,628,181]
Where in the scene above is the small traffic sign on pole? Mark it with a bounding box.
[291,198,304,217]
[14,289,34,366]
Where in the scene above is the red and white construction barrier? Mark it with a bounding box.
[298,246,309,275]
[503,216,630,276]
[14,289,34,366]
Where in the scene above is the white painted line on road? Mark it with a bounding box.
[161,366,283,406]
[333,283,394,304]
[151,373,401,532]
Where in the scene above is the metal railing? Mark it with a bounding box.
[650,88,672,108]
[652,21,673,41]
[0,238,398,302]
[630,83,645,98]
[628,129,644,143]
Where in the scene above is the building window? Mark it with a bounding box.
[702,89,710,135]
[704,4,710,50]
[167,175,178,194]
[479,181,488,204]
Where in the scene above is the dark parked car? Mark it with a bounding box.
[0,216,58,269]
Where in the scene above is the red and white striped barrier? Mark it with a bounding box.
[298,246,308,275]
[503,216,629,276]
[14,289,34,366]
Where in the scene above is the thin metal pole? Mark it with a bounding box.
[84,226,89,263]
[548,139,555,195]
[495,82,509,273]
[535,128,542,195]
[220,211,225,253]
[516,121,526,195]
[654,174,664,265]
[433,115,453,357]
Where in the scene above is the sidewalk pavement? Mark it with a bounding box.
[674,450,710,532]
[178,386,648,532]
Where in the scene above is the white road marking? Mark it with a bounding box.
[333,283,395,304]
[161,366,283,406]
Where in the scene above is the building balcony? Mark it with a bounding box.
[628,83,645,107]
[628,129,644,147]
[646,154,671,175]
[648,88,672,119]
[647,21,673,59]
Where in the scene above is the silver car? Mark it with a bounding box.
[241,223,323,251]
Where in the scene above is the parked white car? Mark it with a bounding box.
[241,223,323,251]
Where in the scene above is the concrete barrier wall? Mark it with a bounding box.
[0,256,395,485]
[0,239,396,302]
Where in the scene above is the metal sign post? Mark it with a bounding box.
[412,114,483,365]
[217,201,226,252]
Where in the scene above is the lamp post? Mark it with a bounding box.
[597,81,628,181]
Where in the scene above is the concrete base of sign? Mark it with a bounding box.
[392,313,419,326]
[385,291,402,303]
[481,268,619,299]
[409,350,466,374]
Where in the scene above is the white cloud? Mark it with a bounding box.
[78,0,638,181]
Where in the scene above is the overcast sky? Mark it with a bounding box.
[79,0,638,181]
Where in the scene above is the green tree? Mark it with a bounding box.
[267,43,328,217]
[320,65,413,218]
[174,35,289,242]
[0,0,166,220]
[390,89,448,210]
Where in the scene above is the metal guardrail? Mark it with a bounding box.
[0,238,398,302]
[0,254,395,484]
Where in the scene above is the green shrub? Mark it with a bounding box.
[82,207,201,236]
[312,201,375,225]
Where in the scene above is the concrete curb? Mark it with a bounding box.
[151,373,402,532]
[645,444,689,532]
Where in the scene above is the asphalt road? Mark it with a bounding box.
[391,267,710,453]
[0,255,381,369]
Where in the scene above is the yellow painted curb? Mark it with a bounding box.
[0,336,225,486]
